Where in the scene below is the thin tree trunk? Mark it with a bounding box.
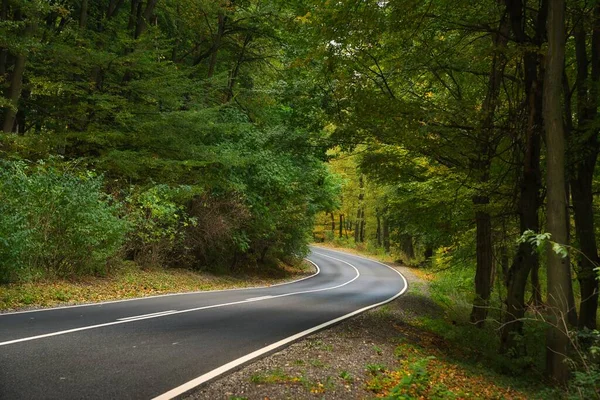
[0,0,8,77]
[79,0,88,30]
[376,214,381,247]
[339,214,343,238]
[360,209,366,243]
[355,175,364,243]
[226,35,251,102]
[2,16,31,134]
[382,218,390,253]
[128,0,140,31]
[330,212,335,233]
[207,12,226,78]
[543,0,571,383]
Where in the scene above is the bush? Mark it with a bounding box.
[0,160,128,282]
[124,185,195,268]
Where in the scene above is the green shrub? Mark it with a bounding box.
[0,160,128,282]
[124,185,195,268]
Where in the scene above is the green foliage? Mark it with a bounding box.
[125,185,196,268]
[0,160,128,282]
[383,357,438,400]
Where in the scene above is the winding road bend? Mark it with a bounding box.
[0,247,407,400]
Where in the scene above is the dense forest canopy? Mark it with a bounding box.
[2,0,600,395]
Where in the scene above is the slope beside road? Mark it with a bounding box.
[0,247,407,399]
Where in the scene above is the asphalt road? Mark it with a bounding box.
[0,247,407,400]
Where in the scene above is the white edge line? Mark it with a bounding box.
[0,259,321,316]
[152,250,408,400]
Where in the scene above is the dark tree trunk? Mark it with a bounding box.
[128,0,140,31]
[107,0,124,19]
[400,234,414,259]
[0,0,8,77]
[135,0,158,39]
[376,214,381,247]
[330,212,335,233]
[501,0,545,354]
[79,0,88,30]
[339,214,344,238]
[572,166,599,329]
[544,0,571,383]
[424,246,434,260]
[2,14,30,134]
[570,3,600,330]
[382,218,390,253]
[360,209,366,243]
[207,12,226,78]
[470,10,509,328]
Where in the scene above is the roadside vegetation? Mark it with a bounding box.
[0,1,339,305]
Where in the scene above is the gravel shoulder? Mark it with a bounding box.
[186,261,440,400]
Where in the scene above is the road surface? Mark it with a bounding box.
[0,247,407,399]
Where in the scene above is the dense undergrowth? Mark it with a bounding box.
[316,240,600,399]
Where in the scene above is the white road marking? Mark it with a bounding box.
[0,258,361,347]
[245,296,274,302]
[152,250,408,400]
[0,259,321,316]
[117,310,177,321]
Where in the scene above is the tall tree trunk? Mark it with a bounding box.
[501,0,545,354]
[470,10,509,327]
[543,0,571,383]
[339,214,343,238]
[570,3,600,330]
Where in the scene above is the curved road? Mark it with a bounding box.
[0,247,407,399]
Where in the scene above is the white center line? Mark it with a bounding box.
[117,310,177,321]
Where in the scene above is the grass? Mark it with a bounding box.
[0,260,314,311]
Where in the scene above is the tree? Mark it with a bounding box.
[543,0,571,383]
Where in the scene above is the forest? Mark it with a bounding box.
[1,0,600,397]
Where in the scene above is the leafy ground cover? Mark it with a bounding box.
[0,261,313,312]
